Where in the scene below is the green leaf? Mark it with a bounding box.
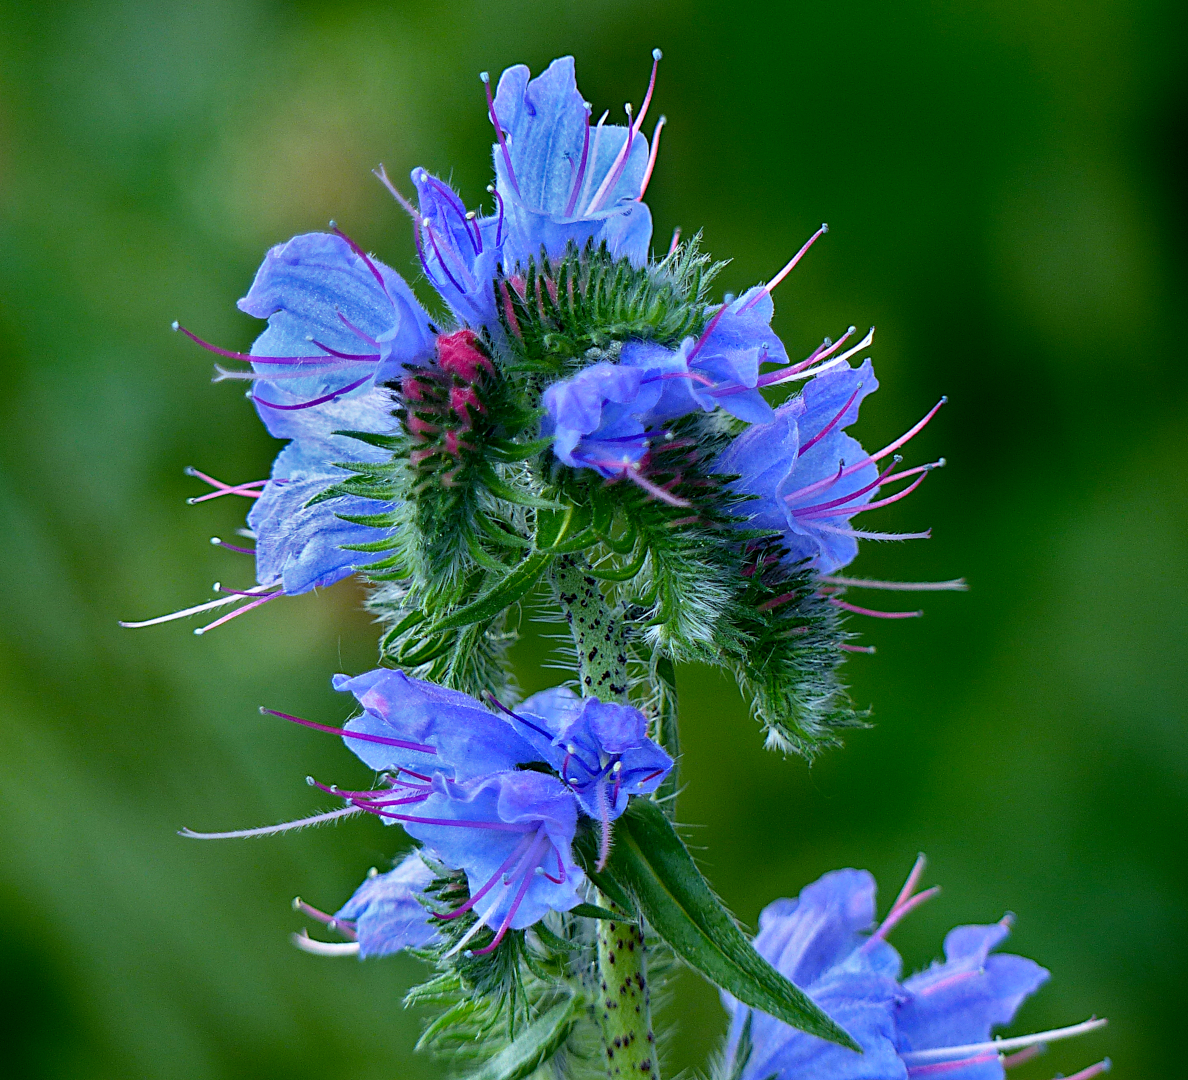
[465,995,586,1080]
[484,474,566,510]
[608,799,860,1051]
[429,550,552,633]
[569,902,621,920]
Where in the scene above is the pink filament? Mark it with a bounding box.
[194,590,283,634]
[260,707,438,755]
[482,73,520,196]
[639,115,666,198]
[253,374,371,411]
[831,599,924,620]
[740,224,828,311]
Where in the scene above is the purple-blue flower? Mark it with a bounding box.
[333,851,441,958]
[410,168,504,328]
[723,860,1107,1080]
[396,770,585,952]
[713,357,944,574]
[512,686,673,821]
[247,388,398,594]
[722,869,908,1080]
[235,230,435,434]
[486,55,659,270]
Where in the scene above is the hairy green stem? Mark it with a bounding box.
[552,555,659,1078]
[552,554,631,702]
[593,902,656,1077]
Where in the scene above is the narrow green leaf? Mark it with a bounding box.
[429,550,552,633]
[610,799,860,1051]
[569,902,621,921]
[485,474,565,510]
[488,435,554,462]
[466,995,586,1080]
[587,542,648,582]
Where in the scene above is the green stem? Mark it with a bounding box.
[552,555,659,1078]
[552,554,630,702]
[593,897,657,1077]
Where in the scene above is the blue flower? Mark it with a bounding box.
[486,55,660,270]
[248,388,398,594]
[395,770,586,953]
[334,851,441,958]
[235,230,436,435]
[713,358,944,574]
[724,861,1106,1080]
[410,168,504,328]
[511,686,673,821]
[894,921,1049,1080]
[540,361,665,477]
[331,668,539,782]
[722,869,908,1080]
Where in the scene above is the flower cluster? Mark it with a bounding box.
[723,860,1109,1080]
[192,673,671,958]
[142,42,1103,1080]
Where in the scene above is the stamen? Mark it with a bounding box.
[119,583,278,629]
[336,310,380,347]
[638,116,666,198]
[481,72,520,196]
[193,589,284,634]
[291,930,360,957]
[1056,1060,1110,1080]
[685,302,730,363]
[564,105,593,217]
[328,221,389,295]
[210,537,256,555]
[668,226,682,255]
[799,469,931,520]
[443,913,490,959]
[292,898,358,940]
[869,397,947,465]
[213,363,351,383]
[184,467,267,502]
[173,323,338,367]
[259,707,438,755]
[863,885,940,945]
[486,184,506,247]
[433,831,538,922]
[633,49,663,135]
[426,174,481,256]
[740,224,828,311]
[180,805,363,840]
[372,164,419,219]
[795,385,863,456]
[422,218,470,297]
[891,853,928,913]
[576,110,610,212]
[784,326,857,373]
[1001,1046,1045,1069]
[585,102,635,213]
[831,599,924,620]
[907,1053,999,1076]
[253,374,371,412]
[757,326,874,388]
[791,455,900,514]
[821,576,968,592]
[898,1018,1108,1065]
[472,831,548,955]
[841,643,876,654]
[486,695,556,742]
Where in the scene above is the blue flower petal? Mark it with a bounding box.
[336,851,440,958]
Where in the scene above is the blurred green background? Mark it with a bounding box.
[1,0,1184,1077]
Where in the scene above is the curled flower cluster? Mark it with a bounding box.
[130,44,1106,1080]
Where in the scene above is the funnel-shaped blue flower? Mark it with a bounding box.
[489,56,656,269]
[335,851,441,958]
[723,869,906,1080]
[248,387,398,594]
[725,863,1100,1080]
[236,231,435,437]
[411,168,504,328]
[512,686,672,820]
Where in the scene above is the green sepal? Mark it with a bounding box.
[464,995,586,1080]
[484,474,566,510]
[330,428,406,451]
[477,514,534,549]
[601,799,861,1051]
[569,902,621,921]
[586,542,648,582]
[428,550,553,633]
[487,435,554,463]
